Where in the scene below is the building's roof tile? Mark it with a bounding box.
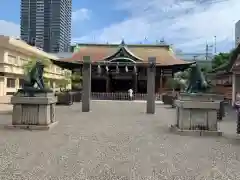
[60,43,192,66]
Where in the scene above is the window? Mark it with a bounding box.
[7,55,16,64]
[50,81,54,88]
[20,58,26,66]
[7,78,15,88]
[6,92,15,95]
[56,67,62,73]
[19,79,25,88]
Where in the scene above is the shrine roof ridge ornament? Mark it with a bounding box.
[82,55,156,65]
[80,57,195,67]
[109,57,136,62]
[101,41,144,61]
[71,42,170,49]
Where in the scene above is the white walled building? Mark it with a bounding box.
[0,35,71,96]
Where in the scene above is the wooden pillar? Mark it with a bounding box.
[159,68,163,94]
[106,76,110,92]
[232,73,236,106]
[132,73,138,93]
[135,74,138,93]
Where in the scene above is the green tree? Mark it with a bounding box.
[57,71,71,89]
[201,65,211,74]
[71,72,82,90]
[43,77,50,88]
[23,57,51,74]
[165,70,190,92]
[165,78,179,91]
[212,52,230,69]
[71,72,82,81]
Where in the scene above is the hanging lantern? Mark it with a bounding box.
[134,65,137,73]
[105,66,109,72]
[116,63,119,73]
[125,66,128,72]
[97,65,101,74]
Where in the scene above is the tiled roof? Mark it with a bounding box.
[60,43,192,66]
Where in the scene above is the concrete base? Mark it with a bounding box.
[175,99,220,131]
[179,93,224,101]
[5,121,58,130]
[172,93,223,137]
[169,125,222,137]
[10,92,57,130]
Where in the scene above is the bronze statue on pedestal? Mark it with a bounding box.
[16,60,52,96]
[186,64,209,93]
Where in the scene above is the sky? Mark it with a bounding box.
[0,0,239,53]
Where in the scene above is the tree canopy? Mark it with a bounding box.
[212,52,230,69]
[57,71,71,89]
[23,57,50,74]
[211,44,240,72]
[71,72,82,90]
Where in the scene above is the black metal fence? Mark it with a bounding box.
[55,91,162,104]
[91,92,162,101]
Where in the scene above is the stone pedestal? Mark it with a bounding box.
[178,93,225,120]
[170,93,223,136]
[7,93,58,130]
[178,93,224,101]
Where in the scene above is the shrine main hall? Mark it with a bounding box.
[56,41,194,93]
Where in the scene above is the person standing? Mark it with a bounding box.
[128,88,133,101]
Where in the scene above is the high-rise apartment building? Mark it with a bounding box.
[235,20,240,47]
[20,0,72,52]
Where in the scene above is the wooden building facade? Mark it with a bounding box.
[57,41,194,93]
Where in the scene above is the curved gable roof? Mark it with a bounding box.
[60,42,192,66]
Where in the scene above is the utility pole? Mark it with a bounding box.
[214,36,217,54]
[205,43,208,61]
[193,55,197,61]
[205,43,213,61]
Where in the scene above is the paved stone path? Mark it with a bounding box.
[0,101,240,179]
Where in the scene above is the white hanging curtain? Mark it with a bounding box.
[105,66,109,72]
[134,65,137,73]
[125,66,128,72]
[97,65,101,74]
[116,63,119,73]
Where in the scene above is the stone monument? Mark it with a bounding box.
[170,64,223,136]
[7,60,58,130]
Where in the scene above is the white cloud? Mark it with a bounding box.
[74,0,239,52]
[0,20,20,38]
[72,8,91,22]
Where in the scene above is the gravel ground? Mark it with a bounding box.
[0,101,240,179]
